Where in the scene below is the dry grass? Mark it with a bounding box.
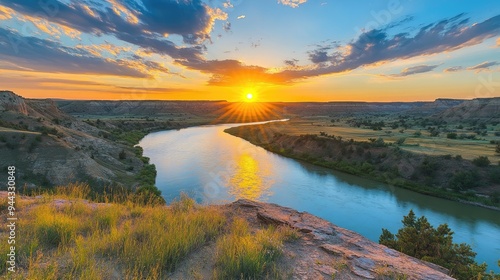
[213,217,298,280]
[0,184,226,279]
[0,184,296,279]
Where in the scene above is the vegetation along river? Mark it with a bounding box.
[139,121,500,272]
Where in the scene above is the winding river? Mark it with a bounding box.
[139,121,500,272]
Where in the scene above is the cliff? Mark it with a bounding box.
[435,98,500,121]
[0,191,453,279]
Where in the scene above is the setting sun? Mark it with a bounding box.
[246,93,253,101]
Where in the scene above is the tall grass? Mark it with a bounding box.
[1,184,298,279]
[0,184,225,279]
[213,218,298,280]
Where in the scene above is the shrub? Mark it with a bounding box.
[119,149,126,160]
[447,132,458,139]
[420,157,438,177]
[134,185,165,206]
[449,171,480,191]
[472,156,490,167]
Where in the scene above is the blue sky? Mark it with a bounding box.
[0,0,499,101]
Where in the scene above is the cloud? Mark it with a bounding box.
[284,59,299,67]
[275,14,500,83]
[497,37,500,47]
[0,0,224,59]
[2,1,500,88]
[0,5,12,20]
[308,45,334,64]
[467,61,499,72]
[444,66,464,72]
[0,27,166,77]
[175,58,288,86]
[223,21,231,32]
[237,15,246,19]
[197,14,500,86]
[278,0,308,8]
[386,65,439,77]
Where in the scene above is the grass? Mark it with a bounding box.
[0,184,297,279]
[0,184,226,279]
[213,217,298,280]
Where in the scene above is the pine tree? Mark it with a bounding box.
[379,210,492,279]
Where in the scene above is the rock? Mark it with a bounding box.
[231,199,455,280]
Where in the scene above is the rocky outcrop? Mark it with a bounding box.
[230,199,454,280]
[0,90,29,115]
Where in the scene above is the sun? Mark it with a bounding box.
[245,93,254,101]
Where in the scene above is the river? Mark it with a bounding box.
[139,121,500,272]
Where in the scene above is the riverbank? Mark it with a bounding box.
[225,122,500,211]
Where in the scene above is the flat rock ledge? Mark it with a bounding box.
[230,199,454,280]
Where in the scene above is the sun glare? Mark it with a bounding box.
[246,93,253,101]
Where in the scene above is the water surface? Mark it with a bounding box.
[139,122,500,271]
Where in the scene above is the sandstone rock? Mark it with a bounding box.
[231,199,455,280]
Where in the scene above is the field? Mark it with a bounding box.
[271,116,500,161]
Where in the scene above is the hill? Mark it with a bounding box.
[435,98,500,122]
[0,91,165,188]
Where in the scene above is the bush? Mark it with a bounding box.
[420,157,438,177]
[119,149,126,160]
[134,185,165,206]
[472,156,490,167]
[447,132,458,139]
[449,171,480,191]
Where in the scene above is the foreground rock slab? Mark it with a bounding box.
[230,199,454,280]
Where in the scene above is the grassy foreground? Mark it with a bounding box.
[0,184,296,279]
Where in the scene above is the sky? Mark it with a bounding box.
[0,0,499,102]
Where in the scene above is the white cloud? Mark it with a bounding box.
[278,0,307,8]
[237,15,246,19]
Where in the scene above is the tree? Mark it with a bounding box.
[380,210,491,279]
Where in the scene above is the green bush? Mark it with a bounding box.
[447,132,458,139]
[472,156,490,167]
[449,171,480,191]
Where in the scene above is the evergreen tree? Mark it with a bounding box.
[380,210,497,279]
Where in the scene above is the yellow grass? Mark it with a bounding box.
[213,217,298,279]
[0,184,226,279]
